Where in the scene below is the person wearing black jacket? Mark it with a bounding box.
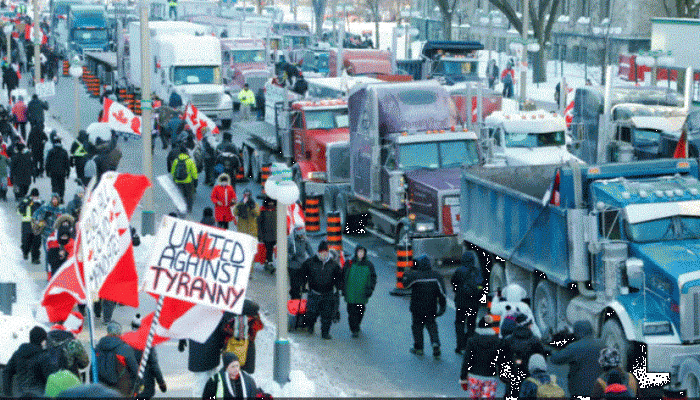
[258,196,277,271]
[27,123,47,176]
[460,331,505,398]
[550,319,605,397]
[403,255,447,358]
[3,326,47,397]
[45,138,71,200]
[95,322,139,396]
[451,250,483,354]
[502,313,545,397]
[3,63,18,102]
[10,142,33,199]
[129,317,167,399]
[18,187,42,262]
[27,94,48,134]
[70,130,91,186]
[300,240,343,340]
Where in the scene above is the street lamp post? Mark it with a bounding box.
[264,163,299,385]
[32,0,40,85]
[520,0,529,106]
[69,58,82,135]
[140,0,155,236]
[3,24,12,68]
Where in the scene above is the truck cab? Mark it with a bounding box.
[421,41,483,84]
[220,38,271,107]
[66,5,110,56]
[328,48,394,78]
[484,110,582,166]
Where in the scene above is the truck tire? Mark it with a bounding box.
[533,280,557,337]
[489,262,506,295]
[601,319,630,369]
[679,358,700,398]
[221,119,232,129]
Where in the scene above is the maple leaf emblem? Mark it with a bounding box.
[130,117,141,135]
[188,106,199,126]
[185,232,222,260]
[112,110,128,124]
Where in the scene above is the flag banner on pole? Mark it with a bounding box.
[81,172,150,307]
[184,103,220,141]
[156,297,225,343]
[674,127,688,159]
[41,254,87,323]
[121,312,170,351]
[142,216,257,315]
[286,202,304,234]
[100,98,142,136]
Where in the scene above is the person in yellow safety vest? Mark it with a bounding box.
[237,83,256,122]
[17,188,42,264]
[170,146,198,214]
[168,0,177,19]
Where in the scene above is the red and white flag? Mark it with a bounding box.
[541,168,562,207]
[100,98,142,136]
[121,312,171,351]
[184,103,219,141]
[41,255,87,323]
[674,127,688,159]
[81,172,150,308]
[155,297,225,343]
[287,202,305,234]
[564,87,575,128]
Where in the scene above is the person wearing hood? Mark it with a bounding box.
[18,187,42,263]
[200,207,217,227]
[211,173,236,229]
[288,226,314,300]
[550,319,605,397]
[38,328,89,391]
[95,322,138,396]
[451,250,483,354]
[593,347,638,398]
[3,326,47,396]
[234,189,260,237]
[201,352,261,400]
[27,121,48,176]
[33,193,66,264]
[46,214,76,278]
[460,329,505,398]
[27,94,49,135]
[0,143,8,200]
[94,134,122,181]
[601,368,633,398]
[502,313,545,396]
[11,94,27,140]
[403,255,447,358]
[10,142,33,199]
[518,353,564,399]
[66,187,84,219]
[70,130,91,186]
[300,240,344,340]
[45,136,71,200]
[342,245,377,337]
[257,196,277,271]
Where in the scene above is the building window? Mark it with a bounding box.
[581,0,589,17]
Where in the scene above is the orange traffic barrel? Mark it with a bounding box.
[118,88,126,102]
[390,241,413,296]
[260,163,271,184]
[134,98,141,115]
[304,196,320,233]
[326,210,342,255]
[62,60,68,76]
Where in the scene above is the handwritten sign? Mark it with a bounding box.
[35,80,55,98]
[143,216,257,314]
[80,172,132,293]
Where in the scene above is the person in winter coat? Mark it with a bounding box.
[201,132,217,186]
[342,245,377,337]
[168,90,183,109]
[33,192,65,246]
[3,326,47,396]
[27,94,48,134]
[94,136,122,181]
[171,146,198,214]
[95,322,139,396]
[300,240,344,340]
[65,187,84,220]
[451,250,483,354]
[10,142,33,198]
[0,147,8,201]
[70,130,90,186]
[518,353,562,399]
[45,137,71,200]
[257,196,277,270]
[486,59,499,89]
[11,94,27,140]
[550,319,605,397]
[593,347,638,398]
[234,189,260,237]
[201,352,260,400]
[3,61,18,102]
[490,283,541,338]
[501,60,515,98]
[403,255,447,358]
[129,317,167,399]
[46,215,76,278]
[44,369,81,397]
[211,173,236,229]
[502,313,545,396]
[222,300,264,375]
[200,207,216,227]
[601,369,633,398]
[38,328,89,387]
[179,311,235,397]
[460,330,505,399]
[18,187,42,263]
[27,123,48,176]
[288,226,314,299]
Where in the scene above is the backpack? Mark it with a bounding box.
[525,374,565,398]
[502,71,513,85]
[174,155,189,181]
[95,347,120,385]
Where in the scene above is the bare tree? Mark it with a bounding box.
[312,0,328,39]
[366,0,381,48]
[662,0,700,17]
[433,0,459,40]
[488,0,562,83]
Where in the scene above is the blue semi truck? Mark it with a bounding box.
[460,159,700,395]
[54,5,110,58]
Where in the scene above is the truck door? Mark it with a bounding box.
[380,146,397,205]
[291,111,305,161]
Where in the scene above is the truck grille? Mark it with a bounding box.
[245,76,268,93]
[681,286,700,342]
[190,93,220,109]
[327,142,350,183]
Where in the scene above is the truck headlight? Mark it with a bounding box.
[415,221,434,232]
[307,171,326,181]
[643,321,672,336]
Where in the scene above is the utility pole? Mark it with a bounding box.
[520,0,529,106]
[140,0,155,235]
[33,0,40,85]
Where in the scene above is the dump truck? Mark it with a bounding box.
[460,158,700,396]
[397,41,483,84]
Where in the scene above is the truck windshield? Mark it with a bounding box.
[230,50,265,63]
[304,109,349,130]
[73,29,108,43]
[398,139,478,170]
[627,216,700,242]
[633,128,661,145]
[436,60,477,76]
[505,130,566,147]
[440,140,480,167]
[172,66,221,85]
[399,143,440,170]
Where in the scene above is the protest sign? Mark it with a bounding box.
[143,216,258,315]
[35,80,55,98]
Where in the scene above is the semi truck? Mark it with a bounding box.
[397,41,483,84]
[460,159,700,395]
[220,38,271,109]
[325,80,480,262]
[54,5,110,58]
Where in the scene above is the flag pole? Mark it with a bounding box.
[78,176,99,383]
[132,295,165,395]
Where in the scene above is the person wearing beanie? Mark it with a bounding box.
[94,322,139,396]
[200,206,217,227]
[45,135,71,200]
[66,187,85,220]
[403,255,447,358]
[211,173,236,229]
[17,187,42,263]
[550,320,605,397]
[33,193,66,268]
[299,240,343,340]
[593,347,638,398]
[202,352,261,399]
[451,250,483,354]
[518,353,565,399]
[3,325,47,396]
[602,369,633,398]
[342,245,377,337]
[502,312,545,396]
[460,329,505,398]
[37,326,89,384]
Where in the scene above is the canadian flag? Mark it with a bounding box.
[286,202,305,234]
[564,87,575,128]
[41,252,87,323]
[27,24,47,45]
[541,168,562,207]
[121,312,170,351]
[184,103,220,141]
[151,296,225,343]
[100,98,142,136]
[674,127,688,159]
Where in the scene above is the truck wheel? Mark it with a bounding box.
[221,119,232,129]
[533,280,557,337]
[679,358,700,398]
[489,263,506,295]
[601,319,630,369]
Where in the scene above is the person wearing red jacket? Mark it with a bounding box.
[210,173,236,229]
[46,214,75,279]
